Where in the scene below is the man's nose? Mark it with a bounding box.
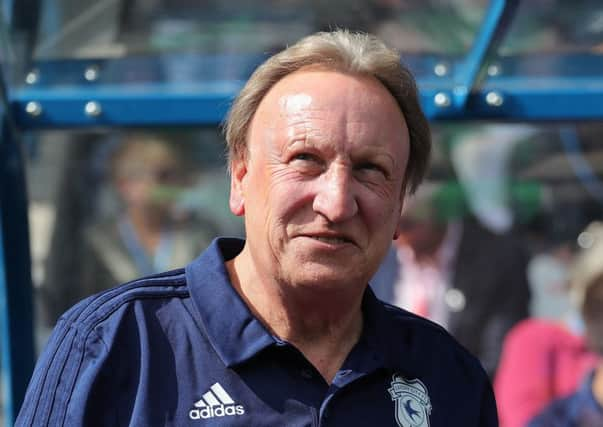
[312,166,358,222]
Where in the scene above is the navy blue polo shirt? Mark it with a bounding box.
[17,238,497,426]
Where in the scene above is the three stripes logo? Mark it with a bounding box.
[189,382,246,420]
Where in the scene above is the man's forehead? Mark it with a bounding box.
[269,69,380,99]
[252,71,340,128]
[248,69,410,154]
[259,70,402,119]
[266,70,340,110]
[278,93,313,116]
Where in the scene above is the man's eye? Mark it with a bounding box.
[290,153,324,174]
[357,162,384,173]
[293,153,317,162]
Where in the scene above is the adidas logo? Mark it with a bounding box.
[189,382,245,420]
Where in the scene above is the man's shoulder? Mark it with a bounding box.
[59,268,191,333]
[17,269,199,426]
[379,300,460,342]
[377,301,488,376]
[373,299,498,425]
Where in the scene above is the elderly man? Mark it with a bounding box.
[17,31,497,426]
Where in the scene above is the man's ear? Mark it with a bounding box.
[229,157,247,216]
[392,197,406,240]
[393,222,402,241]
[393,228,401,241]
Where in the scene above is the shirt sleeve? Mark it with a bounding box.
[15,304,112,426]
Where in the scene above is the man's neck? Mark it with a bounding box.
[225,247,364,383]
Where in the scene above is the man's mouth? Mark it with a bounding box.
[311,236,350,244]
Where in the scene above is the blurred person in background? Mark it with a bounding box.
[41,132,219,325]
[495,222,603,427]
[527,224,603,426]
[371,181,531,378]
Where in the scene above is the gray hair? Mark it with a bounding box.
[224,29,431,195]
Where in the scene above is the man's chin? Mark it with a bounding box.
[284,264,368,290]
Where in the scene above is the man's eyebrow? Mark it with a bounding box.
[354,148,396,167]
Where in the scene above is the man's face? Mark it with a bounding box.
[230,69,410,291]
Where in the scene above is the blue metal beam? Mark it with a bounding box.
[0,95,35,427]
[0,17,35,421]
[451,0,519,109]
[422,78,603,120]
[11,50,603,128]
[12,82,241,128]
[10,76,603,128]
[2,0,12,27]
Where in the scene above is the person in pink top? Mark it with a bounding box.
[495,221,603,427]
[495,318,598,427]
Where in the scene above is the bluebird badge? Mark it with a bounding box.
[388,375,432,427]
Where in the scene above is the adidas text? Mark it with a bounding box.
[190,382,245,420]
[189,404,245,419]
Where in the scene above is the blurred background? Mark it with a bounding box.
[1,0,603,425]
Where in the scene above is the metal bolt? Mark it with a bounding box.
[434,62,449,77]
[25,70,39,85]
[487,63,501,77]
[485,91,504,107]
[577,231,596,249]
[445,288,466,312]
[25,101,42,116]
[434,92,451,108]
[84,65,100,82]
[84,101,102,117]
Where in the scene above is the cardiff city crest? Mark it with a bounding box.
[388,375,432,427]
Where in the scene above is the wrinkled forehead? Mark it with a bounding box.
[253,69,407,132]
[278,92,313,116]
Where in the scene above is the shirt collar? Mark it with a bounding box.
[361,287,422,377]
[186,237,275,367]
[186,237,407,373]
